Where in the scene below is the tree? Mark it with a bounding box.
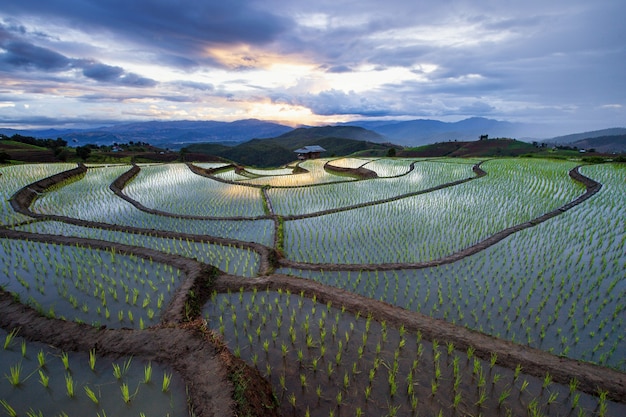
[75,146,91,161]
[0,151,10,164]
[386,148,396,157]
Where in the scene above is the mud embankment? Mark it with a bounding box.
[278,165,598,271]
[214,273,626,404]
[324,160,379,179]
[8,164,276,275]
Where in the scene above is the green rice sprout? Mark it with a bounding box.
[453,391,462,409]
[597,389,608,417]
[37,349,46,368]
[120,383,131,403]
[4,362,22,386]
[84,385,100,405]
[547,391,559,404]
[89,348,97,371]
[162,372,172,392]
[0,400,17,417]
[569,378,579,394]
[543,372,552,389]
[65,373,75,398]
[38,370,49,388]
[61,351,70,370]
[144,361,153,383]
[489,352,498,368]
[3,328,19,350]
[112,357,132,380]
[498,387,511,407]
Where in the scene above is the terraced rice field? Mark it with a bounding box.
[1,157,624,416]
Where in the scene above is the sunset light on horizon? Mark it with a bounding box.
[0,0,624,135]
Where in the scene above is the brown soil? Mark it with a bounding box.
[323,160,378,179]
[1,160,624,417]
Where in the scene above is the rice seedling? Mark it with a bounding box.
[84,385,100,405]
[61,351,70,371]
[65,373,75,397]
[0,400,17,417]
[37,349,46,368]
[89,348,97,371]
[38,369,49,388]
[144,361,152,383]
[120,382,132,403]
[4,362,22,386]
[113,357,132,380]
[3,328,18,350]
[162,372,172,392]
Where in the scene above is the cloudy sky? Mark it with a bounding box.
[0,0,624,135]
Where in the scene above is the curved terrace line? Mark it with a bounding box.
[111,164,272,221]
[8,167,276,275]
[277,165,601,271]
[156,161,477,221]
[9,161,597,276]
[213,273,626,404]
[1,161,623,412]
[281,162,485,221]
[189,161,363,189]
[0,227,269,417]
[323,160,379,179]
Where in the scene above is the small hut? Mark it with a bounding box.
[294,145,326,160]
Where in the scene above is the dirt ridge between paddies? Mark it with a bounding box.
[5,160,622,412]
[277,165,601,271]
[214,272,626,404]
[0,227,279,417]
[8,163,276,275]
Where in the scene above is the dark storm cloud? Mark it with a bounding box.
[325,65,353,74]
[81,62,125,82]
[2,0,292,65]
[1,0,624,132]
[0,39,72,70]
[0,23,157,87]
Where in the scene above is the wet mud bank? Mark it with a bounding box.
[214,273,626,404]
[278,165,600,271]
[0,228,277,417]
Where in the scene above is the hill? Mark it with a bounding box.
[547,128,626,145]
[568,135,626,153]
[400,138,538,158]
[343,117,529,146]
[185,126,393,167]
[0,119,294,149]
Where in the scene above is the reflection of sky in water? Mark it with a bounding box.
[124,164,265,217]
[15,221,261,277]
[279,164,626,371]
[0,163,76,226]
[0,238,182,329]
[30,166,273,245]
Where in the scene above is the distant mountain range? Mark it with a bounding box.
[185,126,393,167]
[0,119,293,149]
[1,117,624,150]
[543,128,626,153]
[341,117,527,146]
